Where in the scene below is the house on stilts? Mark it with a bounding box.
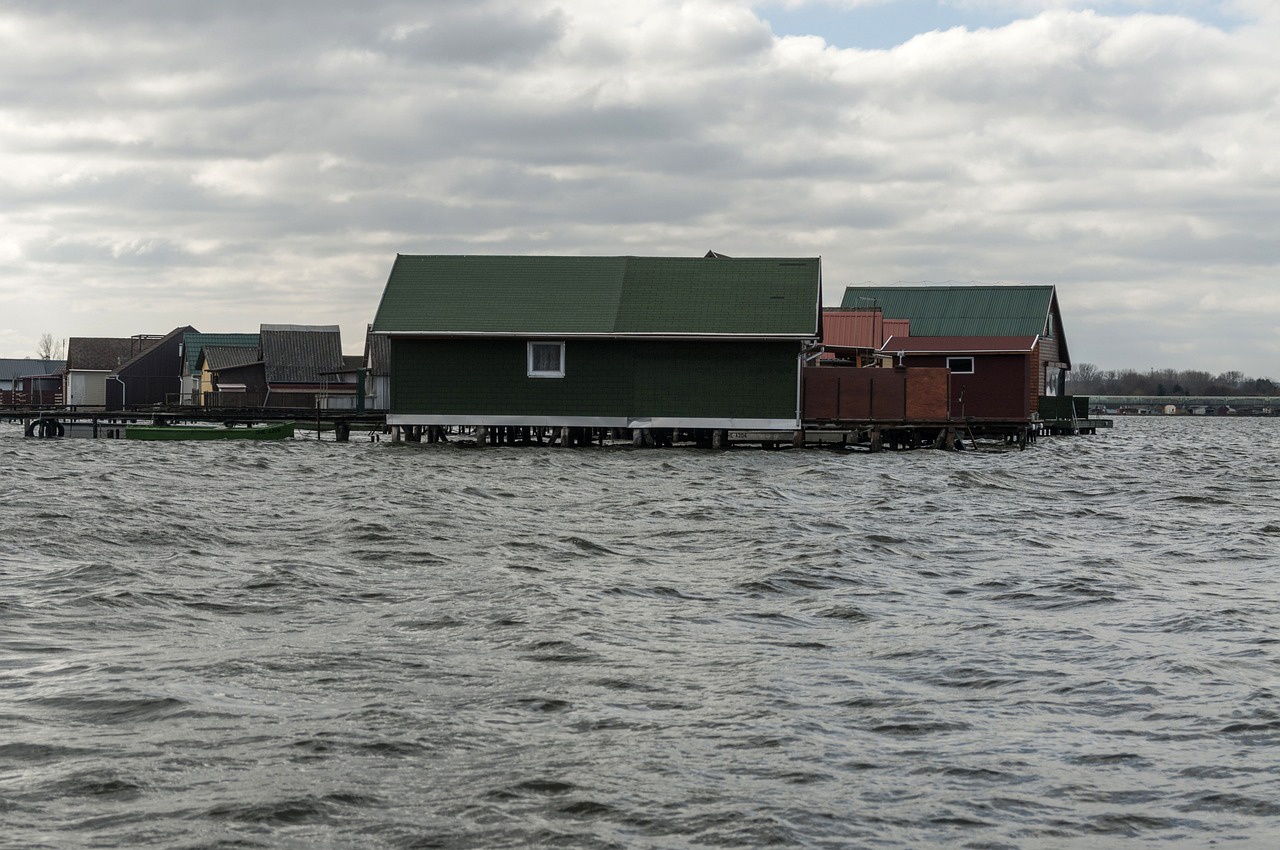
[369,254,822,445]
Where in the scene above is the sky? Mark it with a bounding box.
[2,0,1278,376]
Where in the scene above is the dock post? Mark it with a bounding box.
[391,426,402,444]
[559,426,571,446]
[335,421,351,442]
[870,427,882,453]
[711,429,724,450]
[793,429,804,448]
[475,425,487,446]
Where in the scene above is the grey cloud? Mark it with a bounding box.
[22,235,205,268]
[2,2,1278,375]
[386,7,568,66]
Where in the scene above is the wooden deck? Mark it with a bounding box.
[3,405,387,442]
[6,405,1108,450]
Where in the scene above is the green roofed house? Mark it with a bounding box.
[840,284,1071,402]
[181,333,260,405]
[370,254,822,432]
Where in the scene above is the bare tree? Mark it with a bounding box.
[37,333,66,361]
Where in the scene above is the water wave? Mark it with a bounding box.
[2,417,1279,847]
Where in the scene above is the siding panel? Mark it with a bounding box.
[392,338,798,421]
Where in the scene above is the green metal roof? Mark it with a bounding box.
[371,255,821,337]
[840,285,1057,337]
[183,333,259,375]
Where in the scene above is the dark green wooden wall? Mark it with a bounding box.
[390,338,799,420]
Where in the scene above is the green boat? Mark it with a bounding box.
[126,421,296,441]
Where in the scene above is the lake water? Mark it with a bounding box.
[2,417,1279,848]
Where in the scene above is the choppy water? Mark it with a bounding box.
[2,417,1279,849]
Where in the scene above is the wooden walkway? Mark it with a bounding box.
[6,405,1108,450]
[3,405,387,442]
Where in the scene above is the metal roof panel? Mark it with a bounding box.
[371,255,821,337]
[840,285,1055,338]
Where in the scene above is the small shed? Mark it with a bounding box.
[181,333,259,404]
[879,335,1040,421]
[197,345,264,405]
[370,254,822,431]
[1,359,64,405]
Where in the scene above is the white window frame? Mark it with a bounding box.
[527,341,565,378]
[947,356,975,374]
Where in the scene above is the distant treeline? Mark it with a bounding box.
[1066,365,1278,397]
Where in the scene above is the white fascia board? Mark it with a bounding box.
[879,343,1041,355]
[376,331,815,341]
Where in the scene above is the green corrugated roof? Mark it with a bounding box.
[371,255,821,337]
[840,285,1056,337]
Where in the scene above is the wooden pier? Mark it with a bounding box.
[3,405,388,442]
[7,403,1107,451]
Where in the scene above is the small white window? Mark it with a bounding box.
[527,341,565,378]
[947,356,975,374]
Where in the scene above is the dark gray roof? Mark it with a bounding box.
[202,345,263,371]
[259,324,345,384]
[0,358,64,380]
[183,332,259,375]
[66,337,159,371]
[364,330,390,376]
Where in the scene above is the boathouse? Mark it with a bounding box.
[181,332,259,405]
[195,345,263,404]
[106,326,197,410]
[64,336,164,408]
[1,359,64,406]
[370,254,822,432]
[840,285,1072,408]
[199,324,355,409]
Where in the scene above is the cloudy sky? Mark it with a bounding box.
[2,0,1277,376]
